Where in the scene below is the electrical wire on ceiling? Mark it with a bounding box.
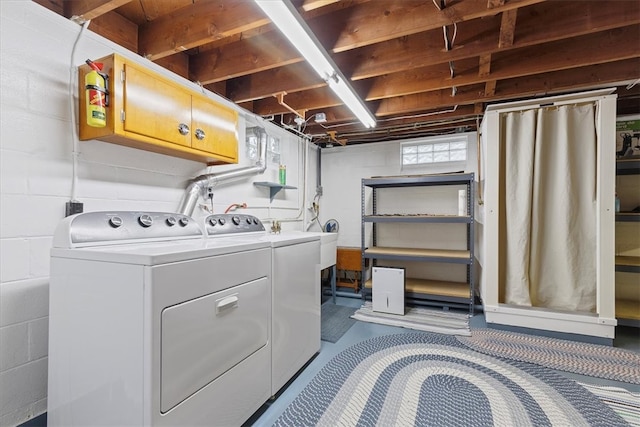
[433,0,458,97]
[298,112,326,134]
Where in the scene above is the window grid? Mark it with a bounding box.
[401,139,467,166]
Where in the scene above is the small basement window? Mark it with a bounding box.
[401,137,467,166]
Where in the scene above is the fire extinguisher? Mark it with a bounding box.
[84,59,108,128]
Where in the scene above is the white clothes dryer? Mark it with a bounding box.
[48,211,272,427]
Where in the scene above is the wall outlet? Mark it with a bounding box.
[65,201,83,217]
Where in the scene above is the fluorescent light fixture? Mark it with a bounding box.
[254,0,376,129]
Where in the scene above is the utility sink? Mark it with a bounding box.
[316,232,338,270]
[288,231,338,269]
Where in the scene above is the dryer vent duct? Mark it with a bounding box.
[177,128,268,216]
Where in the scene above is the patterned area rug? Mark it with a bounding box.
[351,301,471,336]
[274,333,628,427]
[579,383,640,426]
[321,303,357,343]
[457,328,640,385]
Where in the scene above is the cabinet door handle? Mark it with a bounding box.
[195,128,206,140]
[177,123,190,135]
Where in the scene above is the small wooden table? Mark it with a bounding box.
[337,247,364,292]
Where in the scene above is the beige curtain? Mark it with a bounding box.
[502,103,597,312]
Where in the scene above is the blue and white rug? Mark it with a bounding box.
[274,333,628,426]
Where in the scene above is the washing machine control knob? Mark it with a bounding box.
[208,218,217,226]
[109,216,123,228]
[138,214,153,228]
[253,218,259,225]
[246,217,252,224]
[179,217,190,226]
[218,218,226,226]
[166,216,177,226]
[232,216,241,225]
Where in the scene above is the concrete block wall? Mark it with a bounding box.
[0,3,314,426]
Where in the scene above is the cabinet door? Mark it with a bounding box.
[191,96,238,162]
[123,62,192,147]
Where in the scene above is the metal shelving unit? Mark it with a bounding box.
[361,173,475,315]
[615,158,640,327]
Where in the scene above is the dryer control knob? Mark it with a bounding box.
[208,218,217,226]
[218,218,226,226]
[166,216,177,226]
[109,216,123,228]
[138,214,153,228]
[232,216,241,225]
[179,217,190,226]
[246,217,252,224]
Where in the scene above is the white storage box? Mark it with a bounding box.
[372,267,405,315]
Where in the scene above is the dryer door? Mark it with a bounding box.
[160,277,269,413]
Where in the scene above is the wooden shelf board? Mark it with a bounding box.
[616,299,640,321]
[365,246,470,259]
[615,256,640,267]
[365,277,470,298]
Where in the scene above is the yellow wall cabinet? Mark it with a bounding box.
[79,54,238,165]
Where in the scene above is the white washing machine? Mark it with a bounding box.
[203,214,321,395]
[48,211,272,427]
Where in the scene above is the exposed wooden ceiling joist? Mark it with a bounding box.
[33,0,640,145]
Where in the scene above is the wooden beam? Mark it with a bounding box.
[204,81,228,98]
[88,11,137,53]
[374,59,640,116]
[138,1,270,60]
[363,25,639,100]
[252,87,345,116]
[236,21,639,106]
[228,62,326,103]
[306,113,481,143]
[189,31,303,83]
[65,0,133,20]
[489,25,639,78]
[499,9,518,48]
[322,0,545,53]
[188,0,638,85]
[349,1,640,80]
[301,0,341,12]
[478,54,492,77]
[154,52,189,80]
[484,80,497,97]
[265,58,639,121]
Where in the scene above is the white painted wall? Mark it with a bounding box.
[0,3,317,426]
